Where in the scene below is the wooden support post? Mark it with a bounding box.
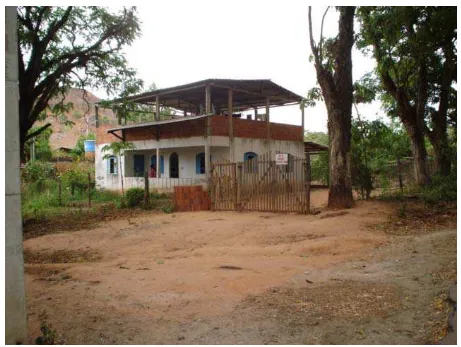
[228,89,233,162]
[266,96,271,154]
[144,171,149,207]
[95,105,99,128]
[88,172,92,208]
[301,104,305,140]
[305,153,311,214]
[155,95,160,121]
[156,148,160,178]
[254,107,258,120]
[58,176,62,206]
[233,163,238,210]
[205,85,211,188]
[237,163,243,212]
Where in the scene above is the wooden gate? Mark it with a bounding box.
[211,152,310,213]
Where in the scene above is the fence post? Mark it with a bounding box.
[58,176,62,206]
[88,172,91,208]
[237,163,243,212]
[305,153,311,214]
[233,163,238,211]
[397,157,403,193]
[210,163,215,211]
[144,171,149,207]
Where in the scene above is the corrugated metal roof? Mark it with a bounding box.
[108,78,304,111]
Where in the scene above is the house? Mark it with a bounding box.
[95,79,307,192]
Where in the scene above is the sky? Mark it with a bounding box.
[93,3,385,133]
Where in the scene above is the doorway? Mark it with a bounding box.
[170,152,179,178]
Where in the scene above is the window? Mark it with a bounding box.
[244,152,258,173]
[107,156,117,175]
[151,155,164,174]
[196,153,206,174]
[133,154,145,177]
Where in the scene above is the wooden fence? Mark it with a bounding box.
[211,152,310,213]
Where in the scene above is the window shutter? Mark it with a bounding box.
[196,154,200,174]
[106,157,110,175]
[160,156,164,174]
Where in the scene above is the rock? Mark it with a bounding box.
[449,285,457,303]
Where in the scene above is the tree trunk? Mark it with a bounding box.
[308,6,355,209]
[327,105,353,208]
[403,120,431,185]
[432,136,451,176]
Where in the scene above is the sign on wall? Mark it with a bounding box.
[275,153,288,165]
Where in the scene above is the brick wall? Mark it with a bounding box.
[173,185,211,212]
[234,118,267,139]
[96,124,120,144]
[270,123,303,141]
[96,116,302,144]
[210,116,229,136]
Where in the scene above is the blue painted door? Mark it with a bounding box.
[133,154,145,177]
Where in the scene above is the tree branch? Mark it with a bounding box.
[25,123,52,141]
[319,6,330,63]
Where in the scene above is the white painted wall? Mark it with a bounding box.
[95,135,304,191]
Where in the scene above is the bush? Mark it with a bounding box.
[421,173,457,205]
[22,161,57,183]
[61,164,93,197]
[125,188,145,208]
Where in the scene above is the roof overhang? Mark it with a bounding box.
[304,141,328,154]
[109,79,304,112]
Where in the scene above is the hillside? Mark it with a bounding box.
[35,88,117,151]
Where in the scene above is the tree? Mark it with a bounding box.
[357,7,457,182]
[17,6,141,160]
[24,126,53,161]
[101,141,136,197]
[308,6,356,208]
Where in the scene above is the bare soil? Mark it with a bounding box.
[24,190,456,344]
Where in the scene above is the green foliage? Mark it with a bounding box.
[17,6,142,156]
[35,321,57,345]
[125,188,145,208]
[24,126,53,161]
[22,161,57,183]
[350,118,412,197]
[304,131,329,184]
[161,204,175,214]
[70,133,96,159]
[420,173,457,205]
[61,165,92,196]
[101,141,136,159]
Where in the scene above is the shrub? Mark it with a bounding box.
[22,161,57,183]
[421,173,457,205]
[125,188,145,208]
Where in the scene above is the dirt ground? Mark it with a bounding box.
[24,189,457,344]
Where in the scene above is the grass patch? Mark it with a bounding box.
[24,249,103,264]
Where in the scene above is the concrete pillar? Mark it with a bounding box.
[155,95,160,121]
[5,6,28,344]
[265,96,271,155]
[156,147,160,178]
[205,85,211,185]
[228,89,233,162]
